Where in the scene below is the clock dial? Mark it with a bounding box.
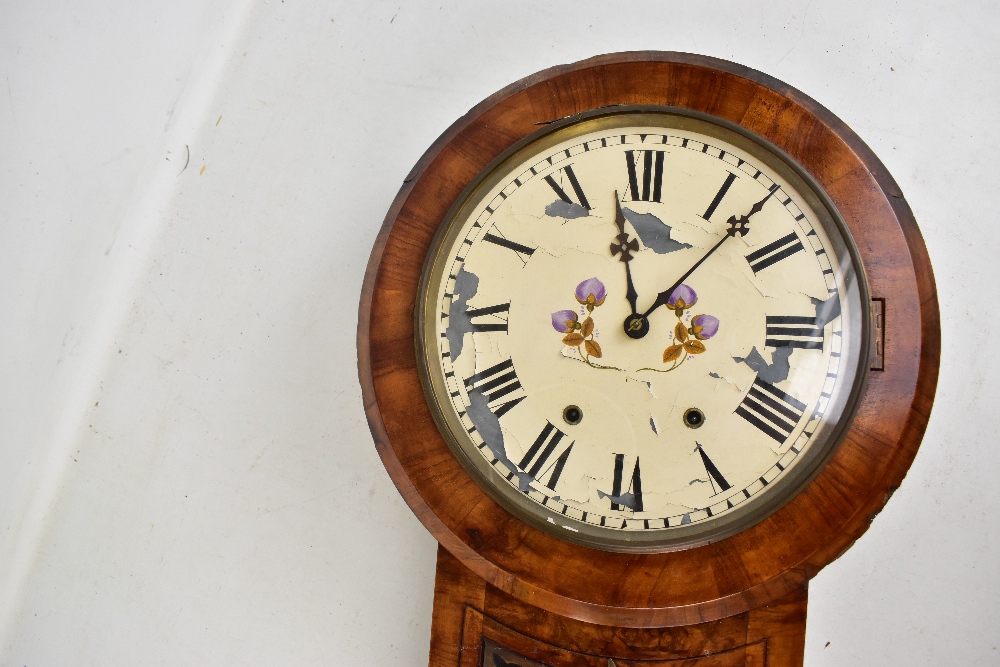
[419,110,868,549]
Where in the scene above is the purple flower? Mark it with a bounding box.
[551,309,578,333]
[574,277,607,309]
[666,284,697,310]
[691,314,720,340]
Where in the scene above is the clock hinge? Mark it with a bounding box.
[871,298,885,371]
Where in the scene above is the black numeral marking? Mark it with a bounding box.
[611,454,643,512]
[467,302,510,333]
[735,377,807,443]
[483,232,535,258]
[544,164,591,210]
[696,443,731,494]
[624,150,665,202]
[464,359,523,416]
[765,315,824,350]
[518,422,574,490]
[745,232,804,273]
[702,172,738,220]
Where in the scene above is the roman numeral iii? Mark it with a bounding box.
[466,302,510,333]
[745,232,804,273]
[544,164,592,210]
[735,377,807,443]
[765,315,824,350]
[518,422,574,490]
[624,150,665,202]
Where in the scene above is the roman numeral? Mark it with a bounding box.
[745,232,804,273]
[697,443,731,494]
[735,377,807,443]
[464,358,524,417]
[611,454,643,512]
[765,315,824,350]
[518,422,574,490]
[466,302,510,333]
[544,164,591,210]
[624,150,665,202]
[702,171,737,220]
[483,232,535,258]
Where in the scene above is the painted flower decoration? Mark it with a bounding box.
[665,284,697,311]
[549,275,718,373]
[550,309,579,333]
[574,277,607,312]
[691,314,720,340]
[551,279,605,362]
[659,291,720,370]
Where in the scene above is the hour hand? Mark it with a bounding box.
[611,231,640,314]
[610,196,640,312]
[610,195,648,338]
[610,195,640,264]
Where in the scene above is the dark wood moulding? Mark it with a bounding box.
[358,52,939,629]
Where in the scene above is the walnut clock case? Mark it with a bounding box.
[358,53,939,667]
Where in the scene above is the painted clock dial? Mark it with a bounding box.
[418,108,869,550]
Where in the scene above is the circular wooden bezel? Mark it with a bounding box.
[358,52,940,627]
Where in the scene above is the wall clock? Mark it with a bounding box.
[359,52,939,666]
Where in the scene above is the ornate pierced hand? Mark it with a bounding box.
[609,195,649,338]
[639,186,777,325]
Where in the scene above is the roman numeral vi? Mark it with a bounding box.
[611,454,643,511]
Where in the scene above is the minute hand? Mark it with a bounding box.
[641,187,777,318]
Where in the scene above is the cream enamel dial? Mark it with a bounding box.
[418,109,868,550]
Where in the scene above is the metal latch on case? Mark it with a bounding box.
[871,298,885,371]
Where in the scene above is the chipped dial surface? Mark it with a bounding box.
[419,110,868,550]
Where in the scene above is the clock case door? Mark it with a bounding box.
[431,545,805,667]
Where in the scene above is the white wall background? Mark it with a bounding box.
[0,1,994,664]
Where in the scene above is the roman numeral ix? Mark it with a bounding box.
[745,232,804,273]
[466,302,510,333]
[518,422,574,490]
[735,376,807,443]
[765,315,824,350]
[625,150,665,202]
[464,359,524,418]
[544,164,591,210]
